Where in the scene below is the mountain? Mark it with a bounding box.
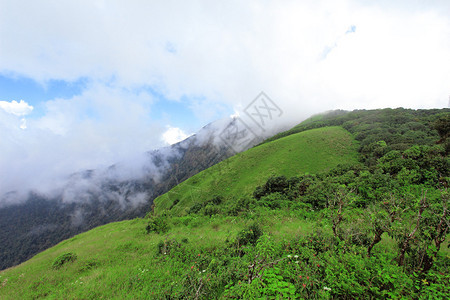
[0,108,448,299]
[154,126,359,215]
[0,117,270,270]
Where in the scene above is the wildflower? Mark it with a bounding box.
[202,270,206,273]
[317,264,320,267]
[198,254,201,257]
[323,287,331,291]
[295,261,299,264]
[302,284,306,288]
[191,266,194,269]
[307,276,310,280]
[287,255,292,258]
[294,255,299,258]
[299,275,302,279]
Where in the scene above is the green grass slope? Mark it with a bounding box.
[0,212,321,299]
[0,126,358,299]
[0,116,448,299]
[155,126,358,215]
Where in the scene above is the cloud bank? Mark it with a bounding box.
[0,0,449,200]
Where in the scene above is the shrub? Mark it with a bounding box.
[257,192,289,209]
[236,223,263,247]
[253,176,289,200]
[207,196,223,205]
[226,197,256,216]
[52,252,77,269]
[188,203,203,214]
[204,204,221,216]
[146,216,169,234]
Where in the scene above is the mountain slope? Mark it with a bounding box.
[1,108,448,299]
[0,117,261,270]
[155,126,358,214]
[0,124,360,299]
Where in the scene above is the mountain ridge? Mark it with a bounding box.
[1,108,448,299]
[0,116,269,270]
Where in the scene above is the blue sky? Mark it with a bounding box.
[0,73,229,132]
[0,0,449,194]
[0,74,88,116]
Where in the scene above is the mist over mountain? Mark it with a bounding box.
[0,116,284,270]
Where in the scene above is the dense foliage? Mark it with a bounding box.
[140,109,449,298]
[0,108,448,299]
[157,143,447,298]
[263,108,448,164]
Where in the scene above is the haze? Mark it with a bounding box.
[1,0,449,198]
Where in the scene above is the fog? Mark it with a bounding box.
[1,0,449,206]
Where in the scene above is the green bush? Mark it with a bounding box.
[52,252,77,270]
[188,203,203,214]
[236,224,263,247]
[207,196,223,205]
[253,176,289,200]
[257,192,289,209]
[146,216,169,234]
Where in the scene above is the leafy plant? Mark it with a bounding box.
[146,216,169,234]
[51,252,77,270]
[236,224,263,247]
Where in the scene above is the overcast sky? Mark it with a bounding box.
[0,0,449,194]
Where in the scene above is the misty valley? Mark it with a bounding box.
[0,118,263,270]
[2,1,450,298]
[0,108,449,299]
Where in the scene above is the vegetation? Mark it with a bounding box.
[0,125,234,271]
[155,126,359,215]
[0,108,448,299]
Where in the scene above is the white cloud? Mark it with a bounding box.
[19,118,27,129]
[162,126,191,145]
[0,0,449,197]
[1,1,448,117]
[0,100,33,116]
[0,83,165,194]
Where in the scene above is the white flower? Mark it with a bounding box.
[294,255,299,258]
[323,287,331,291]
[287,255,292,258]
[295,261,299,264]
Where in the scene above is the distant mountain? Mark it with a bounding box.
[0,116,270,270]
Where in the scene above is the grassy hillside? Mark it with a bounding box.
[0,212,321,299]
[155,126,358,215]
[0,125,359,299]
[0,110,448,299]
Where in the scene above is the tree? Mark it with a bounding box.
[434,114,450,142]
